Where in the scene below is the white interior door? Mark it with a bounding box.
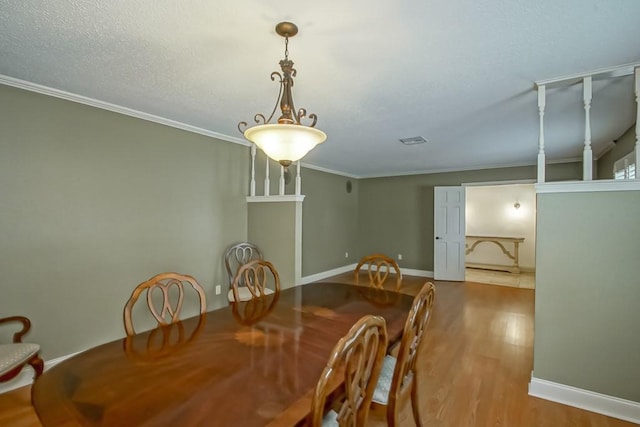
[434,186,466,281]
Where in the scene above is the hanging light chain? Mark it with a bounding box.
[284,35,289,60]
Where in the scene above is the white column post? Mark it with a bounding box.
[279,166,285,195]
[250,144,256,197]
[583,76,593,181]
[635,67,640,177]
[295,161,301,196]
[264,156,270,196]
[537,85,546,183]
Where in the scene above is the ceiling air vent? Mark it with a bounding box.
[399,136,427,145]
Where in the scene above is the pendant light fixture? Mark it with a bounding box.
[238,22,326,168]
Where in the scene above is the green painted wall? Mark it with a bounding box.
[248,201,299,288]
[597,125,636,179]
[300,169,359,276]
[534,190,640,401]
[0,84,249,359]
[357,163,581,272]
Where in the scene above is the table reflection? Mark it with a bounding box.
[32,283,413,427]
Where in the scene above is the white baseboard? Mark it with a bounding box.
[400,268,434,278]
[299,263,358,285]
[0,351,80,394]
[300,264,434,286]
[529,377,640,424]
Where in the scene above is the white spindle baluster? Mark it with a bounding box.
[250,145,256,197]
[583,77,593,180]
[537,85,546,183]
[295,161,301,196]
[634,67,640,179]
[264,156,270,196]
[279,166,285,195]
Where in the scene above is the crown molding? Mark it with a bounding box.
[356,157,582,180]
[0,74,249,147]
[299,162,360,179]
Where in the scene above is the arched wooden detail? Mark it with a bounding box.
[224,242,264,286]
[354,254,402,291]
[386,282,435,427]
[309,315,388,427]
[123,272,207,336]
[465,236,524,274]
[231,260,280,302]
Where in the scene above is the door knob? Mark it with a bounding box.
[435,236,441,239]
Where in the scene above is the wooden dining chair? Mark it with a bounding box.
[0,316,44,382]
[230,259,280,303]
[354,253,402,291]
[224,242,263,302]
[309,315,388,427]
[371,282,435,427]
[123,272,207,336]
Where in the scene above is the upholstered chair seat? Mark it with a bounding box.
[371,354,397,404]
[227,286,274,303]
[0,343,40,377]
[0,316,44,382]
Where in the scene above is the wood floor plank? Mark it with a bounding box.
[0,273,636,426]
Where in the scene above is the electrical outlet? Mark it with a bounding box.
[397,254,403,261]
[215,285,221,295]
[345,252,349,258]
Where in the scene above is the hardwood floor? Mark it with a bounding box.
[465,267,536,289]
[1,273,635,426]
[324,273,636,427]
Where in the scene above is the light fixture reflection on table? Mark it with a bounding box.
[238,22,327,169]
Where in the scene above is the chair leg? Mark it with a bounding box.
[29,355,44,379]
[411,384,423,427]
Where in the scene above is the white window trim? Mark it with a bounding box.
[613,151,636,180]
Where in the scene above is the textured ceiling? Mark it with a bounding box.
[1,1,639,177]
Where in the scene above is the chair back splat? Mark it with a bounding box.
[309,315,388,427]
[373,282,436,427]
[354,253,402,291]
[230,259,280,303]
[123,272,207,336]
[224,242,263,285]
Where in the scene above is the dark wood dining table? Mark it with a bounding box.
[31,282,414,427]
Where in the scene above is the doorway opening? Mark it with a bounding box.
[464,183,536,289]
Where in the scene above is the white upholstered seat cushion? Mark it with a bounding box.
[372,354,397,405]
[227,286,274,302]
[322,409,339,427]
[0,343,40,376]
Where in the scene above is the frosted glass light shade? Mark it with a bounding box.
[244,124,326,164]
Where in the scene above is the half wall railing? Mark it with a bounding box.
[535,63,640,183]
[248,144,302,198]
